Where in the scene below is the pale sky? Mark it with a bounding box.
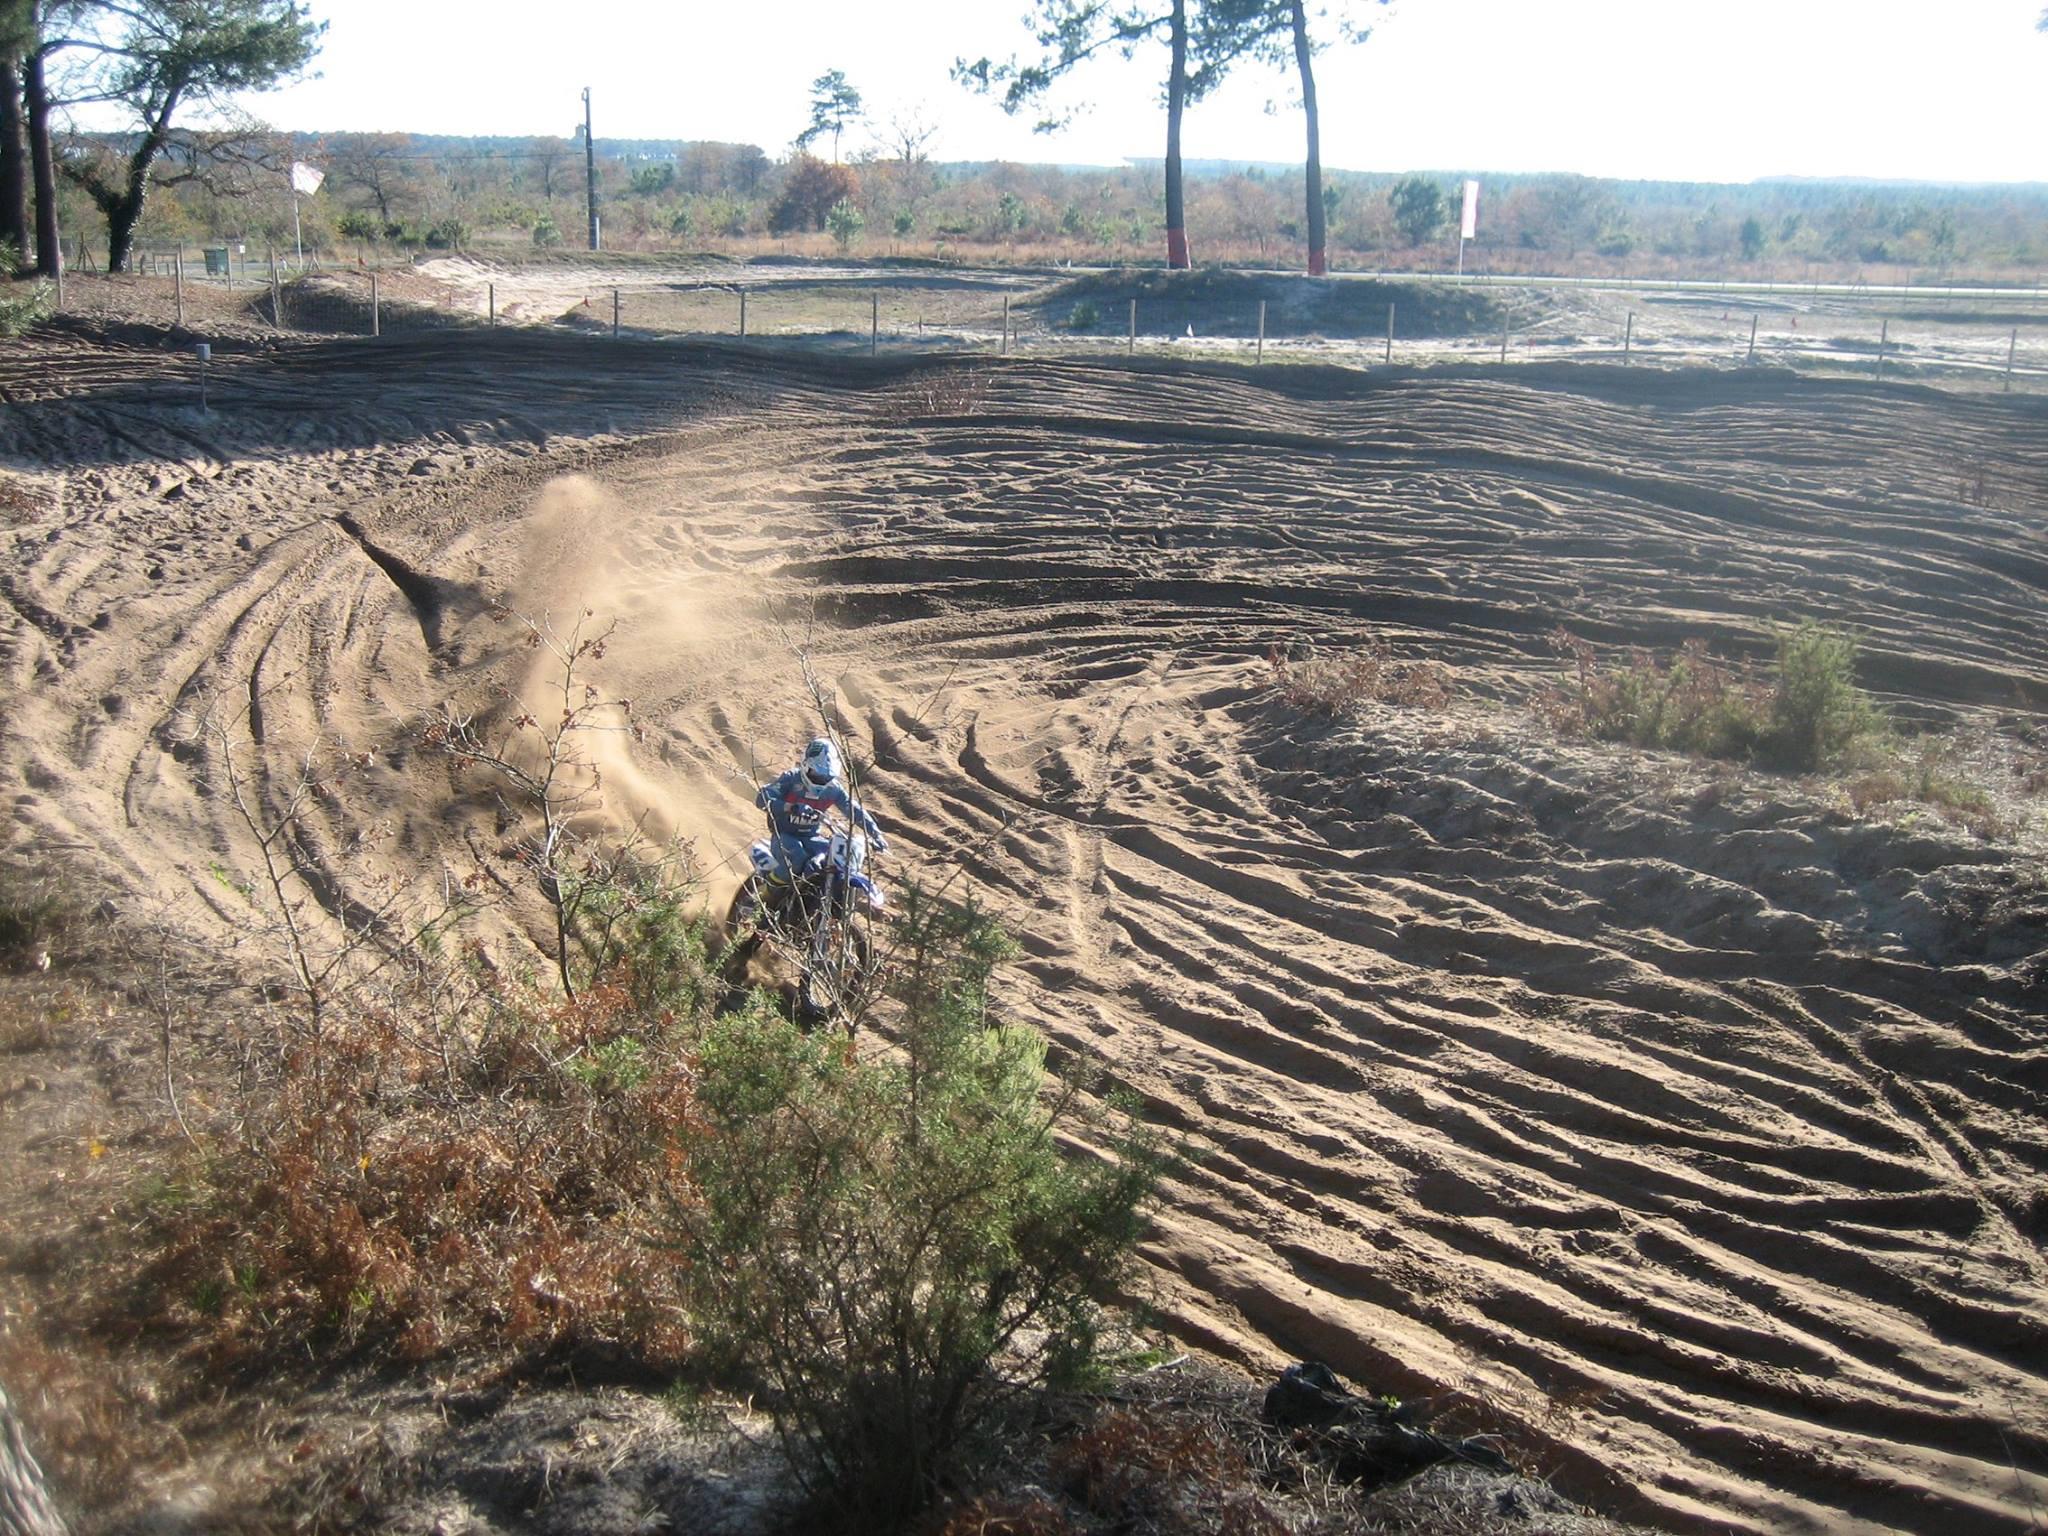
[221,0,2045,184]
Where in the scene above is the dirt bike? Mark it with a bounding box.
[725,816,885,1030]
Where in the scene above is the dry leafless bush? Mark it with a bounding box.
[422,607,650,1000]
[1267,638,1455,718]
[876,366,993,422]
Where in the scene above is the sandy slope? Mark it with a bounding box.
[3,327,2045,1534]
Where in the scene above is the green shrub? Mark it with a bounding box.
[563,844,721,1017]
[1767,621,1882,771]
[532,216,563,248]
[1067,298,1101,331]
[1388,177,1446,246]
[336,211,380,246]
[1542,623,1880,772]
[1595,224,1637,258]
[0,247,52,336]
[827,196,866,252]
[1541,634,1769,759]
[672,887,1165,1530]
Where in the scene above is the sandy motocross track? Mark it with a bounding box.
[3,324,2047,1534]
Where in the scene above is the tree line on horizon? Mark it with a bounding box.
[6,0,2046,281]
[47,121,2044,281]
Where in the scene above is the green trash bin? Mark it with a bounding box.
[203,246,230,277]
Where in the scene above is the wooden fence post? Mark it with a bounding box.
[1500,320,1509,364]
[1001,292,1010,356]
[488,282,495,326]
[612,287,620,339]
[1624,312,1633,362]
[1876,318,1888,377]
[1747,314,1758,363]
[371,273,380,337]
[1385,302,1394,363]
[739,289,747,337]
[871,292,878,355]
[1128,297,1136,357]
[269,247,282,327]
[1256,299,1265,362]
[174,252,184,328]
[2005,327,2018,392]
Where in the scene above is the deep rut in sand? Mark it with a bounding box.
[4,336,2045,1534]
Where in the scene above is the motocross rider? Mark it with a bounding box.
[757,736,887,883]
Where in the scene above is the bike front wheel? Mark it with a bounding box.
[798,910,875,1032]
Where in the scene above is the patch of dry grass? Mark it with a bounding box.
[1267,638,1455,718]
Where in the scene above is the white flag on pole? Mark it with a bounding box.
[1461,179,1480,241]
[290,161,325,196]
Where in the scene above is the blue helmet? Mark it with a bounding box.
[802,736,842,788]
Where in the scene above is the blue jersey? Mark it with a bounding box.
[758,768,884,846]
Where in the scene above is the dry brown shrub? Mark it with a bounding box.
[0,982,74,1054]
[1845,768,1910,816]
[133,968,702,1371]
[1051,1406,1286,1535]
[0,473,50,524]
[0,1332,168,1525]
[930,1492,1079,1536]
[1267,638,1454,718]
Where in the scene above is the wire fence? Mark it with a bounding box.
[36,244,2048,392]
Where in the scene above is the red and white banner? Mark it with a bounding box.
[1460,179,1480,241]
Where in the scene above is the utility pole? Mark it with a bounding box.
[582,86,599,251]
